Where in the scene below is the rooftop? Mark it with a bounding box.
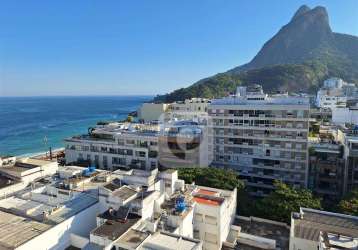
[234,216,290,250]
[112,186,138,201]
[193,188,225,206]
[142,231,202,250]
[92,213,141,241]
[193,195,224,206]
[0,210,51,249]
[293,208,358,242]
[114,229,150,249]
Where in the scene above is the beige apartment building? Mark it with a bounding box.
[208,85,310,196]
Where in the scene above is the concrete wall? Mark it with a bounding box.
[289,237,317,250]
[0,181,28,199]
[70,234,89,249]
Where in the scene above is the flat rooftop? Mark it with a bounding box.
[142,231,202,250]
[112,186,137,201]
[115,229,150,249]
[211,95,309,106]
[193,188,225,206]
[47,193,98,224]
[0,196,55,218]
[0,210,51,249]
[92,213,141,241]
[293,208,358,242]
[234,216,290,250]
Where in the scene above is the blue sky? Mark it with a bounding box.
[0,1,357,96]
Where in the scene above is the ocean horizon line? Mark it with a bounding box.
[0,94,155,98]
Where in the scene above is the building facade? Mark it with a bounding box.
[309,143,345,200]
[208,85,310,196]
[65,123,159,171]
[343,127,358,193]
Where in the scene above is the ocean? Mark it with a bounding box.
[0,96,152,156]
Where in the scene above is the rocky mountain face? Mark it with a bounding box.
[154,5,358,102]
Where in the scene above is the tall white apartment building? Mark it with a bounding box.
[65,122,160,171]
[208,85,310,196]
[316,77,358,110]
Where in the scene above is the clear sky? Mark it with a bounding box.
[0,0,357,96]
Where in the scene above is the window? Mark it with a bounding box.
[136,151,146,157]
[205,215,217,225]
[126,139,135,145]
[205,232,217,243]
[194,214,203,222]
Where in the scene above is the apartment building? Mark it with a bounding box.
[309,143,345,199]
[343,126,358,193]
[208,85,310,196]
[158,120,209,169]
[65,122,159,171]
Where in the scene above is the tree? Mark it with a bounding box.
[177,167,244,190]
[256,181,322,223]
[338,189,358,216]
[126,115,134,122]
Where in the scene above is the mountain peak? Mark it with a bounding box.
[229,5,332,72]
[153,5,358,102]
[291,5,311,20]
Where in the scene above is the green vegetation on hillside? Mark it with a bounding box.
[154,61,331,102]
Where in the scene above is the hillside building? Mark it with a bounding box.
[316,77,358,110]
